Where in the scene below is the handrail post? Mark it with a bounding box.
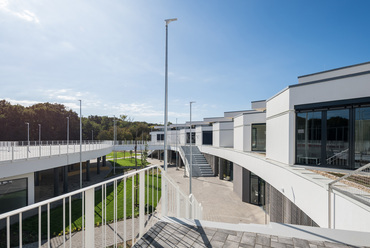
[328,184,332,229]
[139,171,145,238]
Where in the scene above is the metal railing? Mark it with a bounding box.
[161,169,202,220]
[178,146,190,177]
[0,140,112,163]
[328,162,370,228]
[326,148,349,166]
[0,165,202,247]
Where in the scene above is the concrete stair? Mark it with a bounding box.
[181,146,214,177]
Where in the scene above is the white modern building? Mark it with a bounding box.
[149,61,370,233]
[1,61,369,245]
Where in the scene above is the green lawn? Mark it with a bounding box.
[107,151,139,159]
[113,158,150,167]
[1,172,161,246]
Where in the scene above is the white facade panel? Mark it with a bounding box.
[298,63,370,84]
[213,122,234,148]
[266,112,291,164]
[199,145,370,232]
[234,112,266,152]
[290,74,370,108]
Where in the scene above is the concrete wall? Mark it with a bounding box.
[195,126,213,146]
[3,173,35,206]
[298,62,370,84]
[234,112,266,152]
[199,145,370,232]
[1,146,113,179]
[213,122,234,148]
[266,72,370,165]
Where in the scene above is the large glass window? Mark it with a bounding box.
[251,124,266,152]
[186,132,195,144]
[296,101,370,170]
[250,173,265,206]
[326,109,349,167]
[202,131,213,145]
[296,111,322,165]
[0,178,28,214]
[355,107,370,168]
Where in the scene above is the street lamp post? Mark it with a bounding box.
[25,122,30,155]
[163,17,177,217]
[176,118,179,170]
[38,124,41,156]
[189,101,195,195]
[113,115,116,175]
[79,100,82,189]
[65,116,70,194]
[67,117,69,152]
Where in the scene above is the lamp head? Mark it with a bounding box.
[165,18,177,25]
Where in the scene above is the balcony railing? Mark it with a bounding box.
[0,165,202,247]
[0,140,112,163]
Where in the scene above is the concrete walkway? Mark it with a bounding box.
[134,221,367,248]
[163,163,266,225]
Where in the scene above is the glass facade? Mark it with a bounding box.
[202,131,213,145]
[186,132,195,144]
[296,112,322,165]
[326,109,349,167]
[0,178,28,214]
[250,172,265,206]
[251,124,266,152]
[296,100,370,170]
[355,107,370,168]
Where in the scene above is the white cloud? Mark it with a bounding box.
[5,98,40,107]
[0,0,40,24]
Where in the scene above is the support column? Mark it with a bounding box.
[102,155,106,167]
[214,156,219,176]
[86,160,90,181]
[63,166,68,193]
[54,167,59,196]
[97,157,101,174]
[34,172,39,186]
[219,158,224,180]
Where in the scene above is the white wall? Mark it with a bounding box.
[199,145,370,233]
[233,116,244,151]
[298,62,370,84]
[3,173,35,205]
[266,72,370,165]
[234,112,266,152]
[1,147,113,179]
[213,122,234,148]
[195,126,213,146]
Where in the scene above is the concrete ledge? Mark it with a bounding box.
[161,216,370,247]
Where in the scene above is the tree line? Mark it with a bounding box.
[0,100,156,141]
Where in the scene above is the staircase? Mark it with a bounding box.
[181,146,214,177]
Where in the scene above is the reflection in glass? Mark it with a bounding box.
[355,107,370,168]
[250,173,265,206]
[296,112,322,165]
[252,124,266,151]
[326,109,349,167]
[0,178,27,214]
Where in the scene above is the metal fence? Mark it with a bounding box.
[0,165,202,248]
[328,162,370,228]
[0,140,112,163]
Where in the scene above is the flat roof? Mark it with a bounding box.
[298,61,370,79]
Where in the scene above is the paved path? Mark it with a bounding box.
[135,221,366,248]
[22,213,160,248]
[164,164,266,225]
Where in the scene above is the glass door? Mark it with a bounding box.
[326,109,349,167]
[355,107,370,168]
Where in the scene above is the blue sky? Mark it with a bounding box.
[1,1,370,124]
